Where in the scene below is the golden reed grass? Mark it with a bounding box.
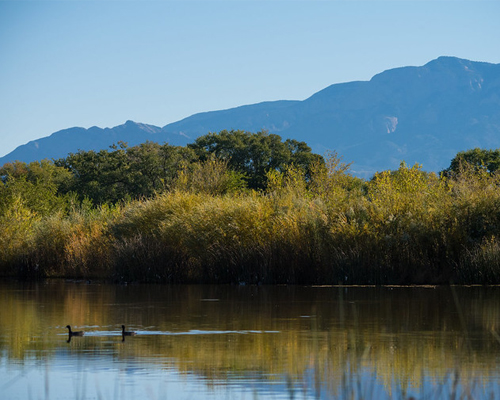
[1,162,500,284]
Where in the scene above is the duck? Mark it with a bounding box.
[66,325,84,336]
[122,325,136,336]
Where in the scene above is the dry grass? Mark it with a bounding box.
[2,162,500,284]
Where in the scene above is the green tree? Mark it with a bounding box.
[55,144,131,204]
[55,142,199,204]
[443,148,500,176]
[188,130,323,190]
[0,160,72,216]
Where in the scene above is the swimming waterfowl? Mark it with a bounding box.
[122,325,136,336]
[66,325,84,336]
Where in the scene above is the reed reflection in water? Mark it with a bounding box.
[1,281,500,399]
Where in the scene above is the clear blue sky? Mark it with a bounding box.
[1,1,499,158]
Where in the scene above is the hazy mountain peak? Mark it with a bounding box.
[426,55,469,67]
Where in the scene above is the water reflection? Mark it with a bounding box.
[1,281,500,399]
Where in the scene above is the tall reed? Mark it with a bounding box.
[2,159,500,284]
[0,195,39,276]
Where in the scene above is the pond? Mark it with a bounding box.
[1,281,500,399]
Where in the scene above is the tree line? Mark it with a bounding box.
[1,130,500,284]
[0,130,322,208]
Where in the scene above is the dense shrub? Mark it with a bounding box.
[2,145,500,284]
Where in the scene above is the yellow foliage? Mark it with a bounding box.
[0,196,39,270]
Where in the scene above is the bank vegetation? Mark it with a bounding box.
[1,131,500,284]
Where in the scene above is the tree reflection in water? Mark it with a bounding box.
[1,281,500,399]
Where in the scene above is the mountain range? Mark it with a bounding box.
[2,56,500,178]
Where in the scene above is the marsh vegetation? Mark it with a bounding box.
[1,131,500,284]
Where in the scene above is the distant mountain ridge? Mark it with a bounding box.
[2,56,500,177]
[0,120,189,166]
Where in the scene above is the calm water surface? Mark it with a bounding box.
[1,281,500,399]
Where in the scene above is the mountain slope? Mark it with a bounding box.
[2,56,500,177]
[162,56,500,175]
